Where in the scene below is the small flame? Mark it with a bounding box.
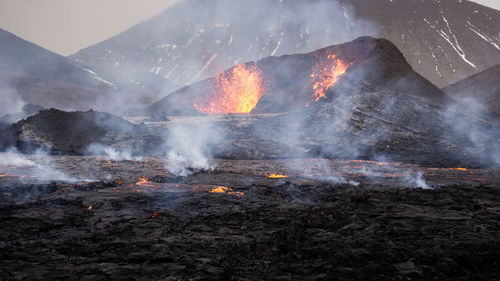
[311,53,351,101]
[268,174,288,179]
[88,206,93,210]
[152,212,163,219]
[209,186,230,193]
[194,64,265,114]
[208,186,244,196]
[136,177,161,188]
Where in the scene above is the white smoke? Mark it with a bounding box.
[358,165,432,189]
[0,147,86,183]
[164,118,224,176]
[403,170,432,189]
[0,87,25,117]
[445,96,500,166]
[85,143,142,161]
[0,148,34,166]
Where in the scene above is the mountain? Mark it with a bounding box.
[0,71,109,112]
[0,29,115,112]
[443,64,500,115]
[148,36,444,116]
[70,0,500,97]
[0,29,114,90]
[344,0,500,87]
[148,36,498,167]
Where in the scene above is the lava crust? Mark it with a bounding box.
[0,157,499,280]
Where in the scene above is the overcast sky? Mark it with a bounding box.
[0,0,498,56]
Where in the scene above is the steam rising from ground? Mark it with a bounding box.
[85,143,142,161]
[445,97,500,166]
[300,158,360,186]
[0,148,34,167]
[359,165,432,189]
[0,89,25,116]
[165,119,224,176]
[0,148,85,183]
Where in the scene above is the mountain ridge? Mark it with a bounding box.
[0,28,114,90]
[70,0,500,96]
[443,63,500,115]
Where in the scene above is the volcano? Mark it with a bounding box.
[2,37,496,167]
[149,36,444,116]
[148,36,497,167]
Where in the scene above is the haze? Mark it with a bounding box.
[0,0,181,56]
[0,0,498,56]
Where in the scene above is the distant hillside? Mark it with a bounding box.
[443,64,500,115]
[0,71,108,112]
[0,29,114,90]
[0,29,117,113]
[71,0,500,96]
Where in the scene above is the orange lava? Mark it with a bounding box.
[136,177,162,188]
[450,168,468,171]
[268,174,288,179]
[152,213,163,219]
[310,52,351,101]
[208,186,244,196]
[0,174,22,178]
[194,64,265,114]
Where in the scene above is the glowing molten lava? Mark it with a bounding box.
[310,53,351,101]
[268,174,288,179]
[194,64,265,114]
[208,186,244,196]
[136,177,161,188]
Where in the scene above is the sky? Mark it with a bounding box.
[0,0,498,56]
[0,0,181,56]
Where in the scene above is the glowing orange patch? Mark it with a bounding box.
[268,174,288,179]
[208,186,244,196]
[194,64,265,114]
[310,53,351,101]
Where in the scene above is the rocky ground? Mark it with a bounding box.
[0,157,499,280]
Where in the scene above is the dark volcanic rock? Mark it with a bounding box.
[443,64,500,116]
[0,109,163,155]
[0,159,499,280]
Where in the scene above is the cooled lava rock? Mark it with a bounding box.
[0,108,163,155]
[1,158,499,280]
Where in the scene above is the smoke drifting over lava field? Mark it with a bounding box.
[1,0,500,280]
